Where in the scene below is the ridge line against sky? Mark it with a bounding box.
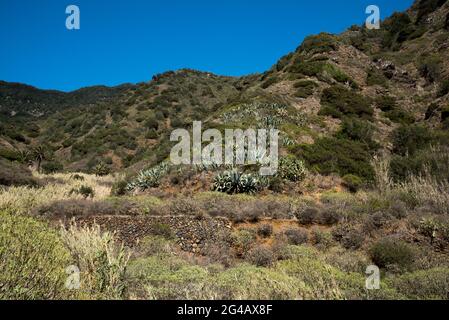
[0,0,414,92]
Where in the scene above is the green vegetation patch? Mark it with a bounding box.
[294,80,318,98]
[295,137,375,182]
[298,33,339,54]
[319,86,373,119]
[0,211,71,299]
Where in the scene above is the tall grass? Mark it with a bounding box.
[372,155,449,214]
[60,222,130,299]
[0,172,113,215]
[396,174,449,214]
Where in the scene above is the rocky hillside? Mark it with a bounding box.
[1,0,448,181]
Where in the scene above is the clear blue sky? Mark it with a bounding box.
[0,0,414,91]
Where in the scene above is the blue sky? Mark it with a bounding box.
[0,0,414,91]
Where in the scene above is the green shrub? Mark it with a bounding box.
[41,161,64,174]
[296,207,319,225]
[71,174,85,181]
[385,109,415,124]
[417,217,439,244]
[319,209,342,225]
[370,239,414,271]
[0,147,21,161]
[278,156,307,182]
[374,96,414,124]
[337,118,379,150]
[246,246,275,267]
[93,162,110,177]
[382,12,414,49]
[375,96,397,111]
[311,229,334,250]
[441,106,449,122]
[294,80,318,88]
[69,185,95,199]
[437,79,449,97]
[261,76,279,89]
[294,80,318,98]
[275,251,354,299]
[342,174,363,192]
[296,137,375,182]
[289,60,326,77]
[319,86,373,119]
[321,64,357,87]
[389,267,449,300]
[389,146,449,182]
[299,33,338,54]
[416,0,447,23]
[418,54,443,83]
[392,124,434,156]
[284,228,309,245]
[0,211,70,299]
[111,179,129,196]
[231,229,257,256]
[332,224,365,250]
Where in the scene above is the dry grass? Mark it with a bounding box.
[60,221,130,299]
[372,155,449,214]
[0,171,114,215]
[396,174,449,214]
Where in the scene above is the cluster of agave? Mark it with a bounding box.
[260,115,282,128]
[278,156,307,182]
[213,170,260,194]
[221,102,289,126]
[126,162,170,191]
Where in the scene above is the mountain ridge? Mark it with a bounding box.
[1,0,448,176]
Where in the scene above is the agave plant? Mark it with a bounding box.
[126,162,170,191]
[278,156,307,182]
[213,170,260,194]
[282,136,296,147]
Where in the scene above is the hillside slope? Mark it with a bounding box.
[1,0,448,179]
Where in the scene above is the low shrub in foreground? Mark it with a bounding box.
[0,211,70,299]
[388,268,449,300]
[246,246,276,267]
[370,239,414,272]
[60,222,130,299]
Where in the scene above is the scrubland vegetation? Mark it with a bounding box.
[1,0,449,301]
[1,150,449,300]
